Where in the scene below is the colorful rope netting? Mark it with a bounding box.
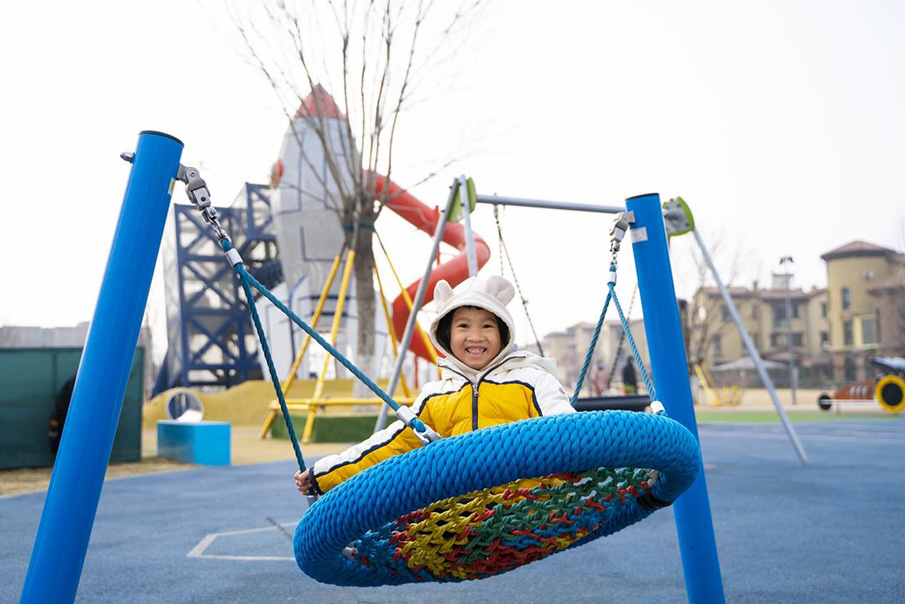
[352,467,659,580]
[294,410,700,586]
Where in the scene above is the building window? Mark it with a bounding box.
[843,321,853,346]
[721,305,730,322]
[770,333,783,348]
[752,333,761,349]
[791,333,804,347]
[821,302,827,317]
[773,305,786,328]
[752,304,760,320]
[842,287,851,310]
[820,331,829,346]
[712,335,722,358]
[862,318,877,345]
[791,303,799,319]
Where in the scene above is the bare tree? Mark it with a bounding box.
[686,232,747,369]
[231,0,483,378]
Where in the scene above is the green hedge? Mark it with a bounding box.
[270,413,379,443]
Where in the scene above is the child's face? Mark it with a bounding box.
[449,307,503,370]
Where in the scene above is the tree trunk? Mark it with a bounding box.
[352,205,378,398]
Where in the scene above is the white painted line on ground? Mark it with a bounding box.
[188,523,297,562]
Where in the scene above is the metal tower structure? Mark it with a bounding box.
[154,183,281,394]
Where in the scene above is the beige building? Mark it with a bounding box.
[542,319,648,394]
[689,277,830,387]
[821,241,905,382]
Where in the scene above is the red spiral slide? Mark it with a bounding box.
[373,174,490,360]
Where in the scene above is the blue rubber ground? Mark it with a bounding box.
[2,417,903,603]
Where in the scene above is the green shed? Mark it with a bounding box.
[0,346,144,469]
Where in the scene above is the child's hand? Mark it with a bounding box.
[294,469,314,495]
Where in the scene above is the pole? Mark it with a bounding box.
[694,233,808,464]
[459,176,479,277]
[781,256,797,405]
[374,179,460,432]
[475,194,623,215]
[21,131,183,603]
[627,193,725,604]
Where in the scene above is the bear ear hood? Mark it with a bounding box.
[428,275,517,363]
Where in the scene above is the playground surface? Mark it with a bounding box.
[2,414,903,603]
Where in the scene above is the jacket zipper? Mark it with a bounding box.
[469,354,524,431]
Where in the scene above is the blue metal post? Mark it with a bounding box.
[626,193,725,604]
[21,131,183,603]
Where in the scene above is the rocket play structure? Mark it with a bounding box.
[156,86,485,392]
[266,85,488,373]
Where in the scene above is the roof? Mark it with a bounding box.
[820,240,898,261]
[697,286,753,298]
[758,289,812,302]
[867,271,905,293]
[294,84,344,119]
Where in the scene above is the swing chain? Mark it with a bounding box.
[177,164,231,244]
[177,164,243,267]
[607,211,635,280]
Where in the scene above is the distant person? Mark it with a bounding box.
[294,275,574,496]
[622,360,638,395]
[49,375,76,455]
[591,361,608,395]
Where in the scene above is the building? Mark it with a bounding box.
[689,277,830,387]
[821,241,905,382]
[687,239,905,389]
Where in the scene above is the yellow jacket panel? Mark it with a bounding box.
[311,350,573,494]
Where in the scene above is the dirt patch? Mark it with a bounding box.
[0,457,192,497]
[1,427,349,498]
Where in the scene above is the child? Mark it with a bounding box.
[294,274,574,496]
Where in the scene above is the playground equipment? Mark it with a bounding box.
[235,175,718,595]
[157,87,485,394]
[22,132,722,603]
[817,357,905,413]
[235,184,715,593]
[693,362,743,406]
[164,389,205,422]
[155,183,278,393]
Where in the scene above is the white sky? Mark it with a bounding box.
[2,0,904,353]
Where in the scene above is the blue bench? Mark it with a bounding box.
[157,420,231,466]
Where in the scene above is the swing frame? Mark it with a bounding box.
[24,137,725,604]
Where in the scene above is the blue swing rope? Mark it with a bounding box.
[571,267,614,404]
[572,265,657,404]
[235,258,306,472]
[608,276,657,401]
